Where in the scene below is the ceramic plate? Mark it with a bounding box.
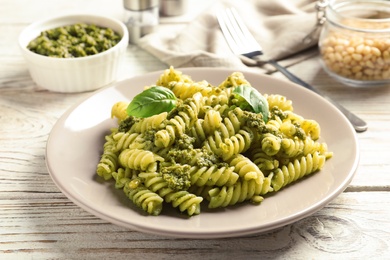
[46,68,359,238]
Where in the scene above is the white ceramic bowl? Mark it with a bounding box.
[19,14,129,93]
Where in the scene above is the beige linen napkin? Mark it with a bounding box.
[138,0,319,71]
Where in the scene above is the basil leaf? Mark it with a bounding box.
[126,86,177,118]
[233,84,269,122]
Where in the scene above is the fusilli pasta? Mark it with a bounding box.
[96,66,333,217]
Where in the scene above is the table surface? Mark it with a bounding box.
[2,0,390,259]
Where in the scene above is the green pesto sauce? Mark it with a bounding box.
[27,23,121,58]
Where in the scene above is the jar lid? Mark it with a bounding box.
[123,0,159,11]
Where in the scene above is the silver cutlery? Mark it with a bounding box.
[217,7,368,132]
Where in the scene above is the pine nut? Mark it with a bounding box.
[320,28,390,82]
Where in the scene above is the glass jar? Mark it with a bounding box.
[319,0,390,86]
[123,0,159,44]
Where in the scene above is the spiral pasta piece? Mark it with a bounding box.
[220,129,253,161]
[157,67,216,100]
[189,165,238,187]
[156,66,193,86]
[154,95,202,148]
[266,116,283,132]
[111,101,129,121]
[209,104,231,116]
[112,132,142,152]
[96,132,118,180]
[139,172,203,216]
[140,172,172,196]
[218,71,250,89]
[202,94,229,107]
[165,191,203,216]
[264,94,293,111]
[303,138,328,156]
[250,148,279,172]
[129,112,167,133]
[261,133,282,156]
[112,167,138,189]
[228,154,265,185]
[203,107,247,157]
[168,80,214,100]
[204,106,244,137]
[279,121,300,138]
[207,178,270,208]
[127,134,153,150]
[279,138,305,158]
[154,127,174,148]
[224,107,245,134]
[189,119,207,147]
[123,179,163,216]
[301,119,321,140]
[203,109,222,135]
[271,152,326,191]
[119,149,164,172]
[285,110,305,125]
[203,130,224,157]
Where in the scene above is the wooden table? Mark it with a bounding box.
[1,0,390,259]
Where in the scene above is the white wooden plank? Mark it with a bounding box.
[0,193,389,259]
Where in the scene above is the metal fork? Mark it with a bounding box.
[217,8,367,132]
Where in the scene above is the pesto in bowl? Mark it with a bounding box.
[27,23,121,58]
[19,14,129,92]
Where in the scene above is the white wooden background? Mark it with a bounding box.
[1,0,390,259]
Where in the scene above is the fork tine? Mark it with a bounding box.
[225,9,251,54]
[229,8,263,55]
[217,8,263,57]
[217,9,241,54]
